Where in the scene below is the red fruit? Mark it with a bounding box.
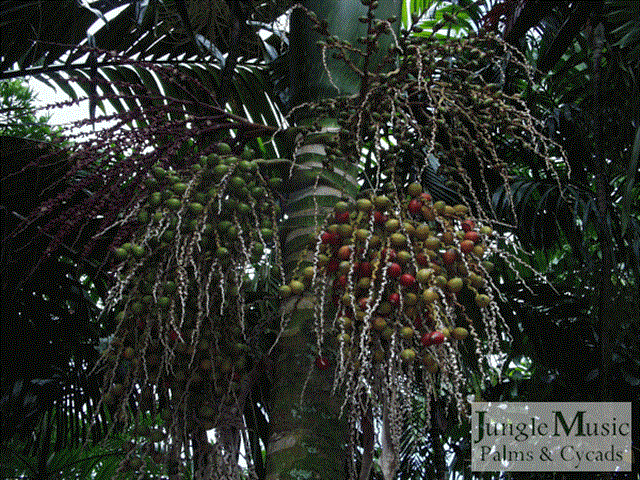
[461,219,475,232]
[399,273,416,287]
[381,248,397,261]
[320,231,340,245]
[464,230,480,243]
[388,292,400,305]
[338,245,352,260]
[169,329,179,342]
[420,193,432,202]
[442,249,457,265]
[358,297,370,310]
[408,199,423,215]
[388,263,402,278]
[358,261,373,277]
[337,275,348,287]
[315,355,329,370]
[421,331,445,346]
[460,239,475,254]
[326,259,339,273]
[373,211,388,225]
[335,212,350,224]
[416,252,429,266]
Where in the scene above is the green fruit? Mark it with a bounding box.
[414,224,430,240]
[213,164,229,178]
[268,177,283,188]
[252,243,264,256]
[241,146,255,160]
[475,294,491,308]
[302,266,315,280]
[356,198,373,212]
[337,333,351,343]
[338,224,353,237]
[226,225,239,239]
[161,188,173,200]
[416,268,432,283]
[390,233,406,247]
[218,220,233,234]
[428,275,444,289]
[193,191,207,204]
[172,182,188,195]
[374,195,391,209]
[289,280,305,295]
[481,261,494,273]
[334,201,349,214]
[237,202,251,215]
[149,192,162,206]
[206,153,220,165]
[157,296,171,309]
[230,176,246,190]
[355,228,370,241]
[189,202,204,215]
[162,229,175,242]
[385,218,400,232]
[113,247,128,261]
[137,210,149,223]
[165,198,181,210]
[215,142,231,154]
[396,250,411,263]
[447,277,464,293]
[131,302,145,314]
[400,348,416,363]
[451,327,469,340]
[278,285,292,298]
[131,244,145,258]
[185,218,198,232]
[425,236,440,250]
[422,288,438,303]
[468,272,485,288]
[251,186,265,198]
[407,182,422,197]
[144,176,159,189]
[152,166,167,179]
[400,326,414,339]
[433,200,446,214]
[164,281,177,295]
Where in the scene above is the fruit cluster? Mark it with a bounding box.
[100,143,281,433]
[283,182,496,374]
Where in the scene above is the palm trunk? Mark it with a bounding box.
[265,118,357,479]
[265,2,402,477]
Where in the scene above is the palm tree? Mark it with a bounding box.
[4,1,637,479]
